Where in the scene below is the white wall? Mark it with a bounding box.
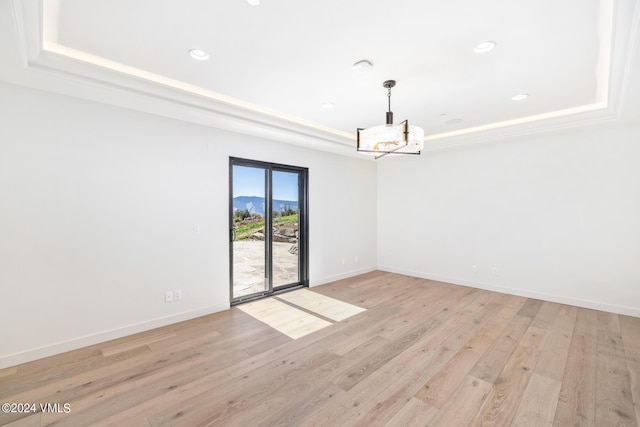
[0,82,377,368]
[4,78,639,370]
[378,123,640,316]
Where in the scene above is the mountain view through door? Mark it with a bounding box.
[230,159,308,302]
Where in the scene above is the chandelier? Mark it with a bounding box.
[357,80,424,159]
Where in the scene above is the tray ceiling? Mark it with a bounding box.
[1,0,639,154]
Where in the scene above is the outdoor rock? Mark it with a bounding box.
[281,228,296,237]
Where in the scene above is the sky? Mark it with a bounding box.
[232,165,299,201]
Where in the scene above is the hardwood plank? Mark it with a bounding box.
[468,314,532,384]
[374,286,473,339]
[553,334,596,426]
[5,346,198,407]
[147,345,339,426]
[500,293,528,309]
[1,346,145,400]
[620,314,640,352]
[620,315,640,423]
[512,372,561,427]
[333,289,490,392]
[517,298,544,319]
[623,346,640,425]
[2,414,42,427]
[242,331,292,356]
[238,375,343,427]
[327,332,379,356]
[534,304,577,382]
[416,329,495,408]
[144,330,224,353]
[383,397,437,427]
[595,329,637,426]
[424,375,493,426]
[94,369,231,427]
[347,284,470,340]
[101,332,176,357]
[40,348,246,427]
[0,366,17,378]
[320,298,502,426]
[574,307,598,336]
[534,326,574,382]
[596,311,620,333]
[470,325,547,426]
[1,271,637,426]
[333,274,428,308]
[317,292,519,427]
[414,292,519,411]
[531,301,560,330]
[334,320,438,392]
[553,304,579,332]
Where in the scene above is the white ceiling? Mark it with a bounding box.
[1,0,639,154]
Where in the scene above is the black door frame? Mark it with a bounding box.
[229,157,309,304]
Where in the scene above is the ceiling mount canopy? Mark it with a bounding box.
[357,80,424,159]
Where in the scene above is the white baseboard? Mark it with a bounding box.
[0,303,229,370]
[310,266,377,287]
[378,266,640,318]
[0,268,377,370]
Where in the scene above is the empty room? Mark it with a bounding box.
[1,0,639,426]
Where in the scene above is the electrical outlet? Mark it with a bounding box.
[492,267,499,275]
[354,256,359,263]
[471,265,478,272]
[174,289,182,300]
[165,291,174,303]
[193,224,201,234]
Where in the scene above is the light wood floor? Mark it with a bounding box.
[1,271,639,426]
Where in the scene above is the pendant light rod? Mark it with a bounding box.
[384,80,395,125]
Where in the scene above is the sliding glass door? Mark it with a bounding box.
[229,158,308,303]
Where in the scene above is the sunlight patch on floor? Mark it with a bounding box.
[236,290,366,339]
[277,289,366,321]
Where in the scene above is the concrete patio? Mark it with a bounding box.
[232,241,299,298]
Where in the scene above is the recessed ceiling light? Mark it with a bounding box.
[474,41,497,54]
[512,93,529,101]
[440,113,448,117]
[188,48,209,61]
[352,60,373,73]
[321,102,335,109]
[247,0,260,5]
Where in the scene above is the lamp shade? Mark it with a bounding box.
[357,120,424,157]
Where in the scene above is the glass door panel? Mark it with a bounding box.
[272,170,300,288]
[231,164,268,299]
[230,158,308,304]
